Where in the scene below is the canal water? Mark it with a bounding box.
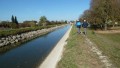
[0,25,70,68]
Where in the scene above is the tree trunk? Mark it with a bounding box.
[112,24,115,27]
[104,23,107,30]
[43,23,46,26]
[104,18,108,30]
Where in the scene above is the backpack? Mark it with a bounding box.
[76,21,81,26]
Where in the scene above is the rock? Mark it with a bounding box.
[15,39,18,43]
[1,38,5,40]
[0,40,2,43]
[6,38,9,41]
[17,38,21,41]
[6,41,10,45]
[0,43,4,47]
[17,35,21,38]
[12,36,16,39]
[21,36,25,40]
[10,41,15,44]
[8,36,12,41]
[3,40,9,45]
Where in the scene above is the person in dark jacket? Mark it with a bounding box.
[82,20,88,35]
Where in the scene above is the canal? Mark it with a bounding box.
[0,25,70,68]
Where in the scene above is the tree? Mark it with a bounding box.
[11,15,19,28]
[14,16,19,25]
[23,20,37,27]
[80,0,120,30]
[110,0,120,27]
[0,21,10,28]
[39,16,47,26]
[11,15,15,23]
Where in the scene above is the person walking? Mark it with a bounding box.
[82,20,88,35]
[75,20,81,34]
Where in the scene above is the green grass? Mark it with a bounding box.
[0,25,56,37]
[57,26,120,68]
[57,26,104,68]
[87,30,120,67]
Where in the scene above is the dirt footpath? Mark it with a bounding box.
[84,35,113,68]
[95,30,120,34]
[38,26,72,68]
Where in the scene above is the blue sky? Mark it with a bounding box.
[0,0,90,22]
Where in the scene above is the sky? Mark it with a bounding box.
[0,0,90,22]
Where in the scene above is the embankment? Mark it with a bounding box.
[0,25,66,47]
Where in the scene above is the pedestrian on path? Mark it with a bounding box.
[82,20,88,35]
[75,20,81,34]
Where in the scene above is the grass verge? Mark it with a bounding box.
[57,26,105,68]
[87,30,120,68]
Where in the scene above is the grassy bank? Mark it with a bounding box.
[57,26,120,68]
[87,30,120,67]
[0,25,56,37]
[57,26,105,68]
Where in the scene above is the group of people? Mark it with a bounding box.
[75,20,88,35]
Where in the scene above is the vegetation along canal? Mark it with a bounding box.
[0,25,70,68]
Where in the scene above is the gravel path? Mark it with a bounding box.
[83,35,114,68]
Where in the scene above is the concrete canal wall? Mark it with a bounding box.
[39,25,72,68]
